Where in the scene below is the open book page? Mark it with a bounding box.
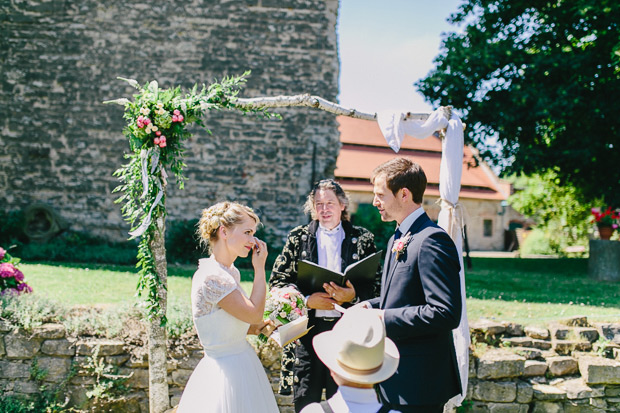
[297,250,382,295]
[270,316,312,347]
[342,250,383,275]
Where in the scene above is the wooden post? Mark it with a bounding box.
[588,240,620,282]
[148,214,170,412]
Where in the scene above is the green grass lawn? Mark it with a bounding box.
[16,257,620,326]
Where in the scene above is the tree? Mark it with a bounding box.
[508,170,593,255]
[417,0,620,206]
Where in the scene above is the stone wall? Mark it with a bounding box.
[467,316,620,412]
[0,0,340,243]
[2,316,619,412]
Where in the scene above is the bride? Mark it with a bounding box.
[177,201,279,412]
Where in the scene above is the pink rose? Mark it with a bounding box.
[173,109,181,116]
[172,115,178,122]
[156,131,162,136]
[177,115,184,122]
[159,142,166,148]
[154,138,160,145]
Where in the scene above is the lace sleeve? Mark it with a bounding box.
[192,271,237,318]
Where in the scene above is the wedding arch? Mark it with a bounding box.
[105,72,468,413]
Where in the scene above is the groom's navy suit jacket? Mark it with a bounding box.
[368,212,462,406]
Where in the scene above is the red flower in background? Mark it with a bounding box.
[591,206,620,229]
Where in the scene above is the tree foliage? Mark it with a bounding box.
[417,0,620,206]
[508,171,593,254]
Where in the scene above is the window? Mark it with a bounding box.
[483,219,493,237]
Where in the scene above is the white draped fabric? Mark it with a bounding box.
[377,109,470,409]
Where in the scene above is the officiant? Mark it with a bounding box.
[269,179,382,412]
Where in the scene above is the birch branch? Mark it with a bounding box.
[234,93,452,122]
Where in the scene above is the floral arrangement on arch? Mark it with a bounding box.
[0,247,32,295]
[591,206,619,229]
[105,72,278,322]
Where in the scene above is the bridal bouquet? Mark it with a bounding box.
[259,286,308,344]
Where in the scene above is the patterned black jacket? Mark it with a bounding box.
[270,219,382,304]
[269,219,382,395]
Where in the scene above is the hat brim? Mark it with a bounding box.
[313,331,400,385]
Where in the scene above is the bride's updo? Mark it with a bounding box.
[198,201,260,250]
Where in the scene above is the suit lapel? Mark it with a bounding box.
[381,233,397,295]
[380,213,431,308]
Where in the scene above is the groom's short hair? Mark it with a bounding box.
[371,157,427,204]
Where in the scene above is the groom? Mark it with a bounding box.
[361,157,462,412]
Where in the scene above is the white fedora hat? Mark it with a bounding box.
[312,308,399,384]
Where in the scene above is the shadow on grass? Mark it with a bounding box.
[467,257,620,308]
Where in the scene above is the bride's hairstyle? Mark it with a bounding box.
[303,179,350,221]
[198,201,260,251]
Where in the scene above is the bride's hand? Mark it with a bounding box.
[247,319,275,336]
[251,238,268,269]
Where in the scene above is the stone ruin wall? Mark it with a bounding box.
[1,316,620,412]
[0,0,340,243]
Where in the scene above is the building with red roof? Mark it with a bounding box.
[335,116,523,251]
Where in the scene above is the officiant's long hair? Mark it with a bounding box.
[303,179,350,221]
[197,201,260,253]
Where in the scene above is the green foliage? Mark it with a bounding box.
[0,293,60,331]
[82,346,132,403]
[0,293,137,339]
[165,219,202,264]
[456,400,474,412]
[519,228,554,256]
[351,203,395,254]
[17,230,137,266]
[0,358,80,413]
[0,209,27,246]
[109,72,279,323]
[416,0,620,206]
[166,300,194,339]
[0,349,128,412]
[508,171,592,255]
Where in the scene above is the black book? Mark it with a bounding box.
[296,250,383,295]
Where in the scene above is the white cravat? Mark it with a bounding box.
[315,223,344,318]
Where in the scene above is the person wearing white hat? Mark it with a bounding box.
[300,308,400,413]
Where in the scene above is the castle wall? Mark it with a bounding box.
[0,0,340,242]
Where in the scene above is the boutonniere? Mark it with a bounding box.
[391,232,412,260]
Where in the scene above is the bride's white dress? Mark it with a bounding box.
[177,256,279,413]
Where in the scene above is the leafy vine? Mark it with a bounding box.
[107,72,279,322]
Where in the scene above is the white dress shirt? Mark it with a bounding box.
[315,223,344,318]
[396,206,425,236]
[299,386,398,413]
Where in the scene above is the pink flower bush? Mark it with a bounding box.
[0,248,32,295]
